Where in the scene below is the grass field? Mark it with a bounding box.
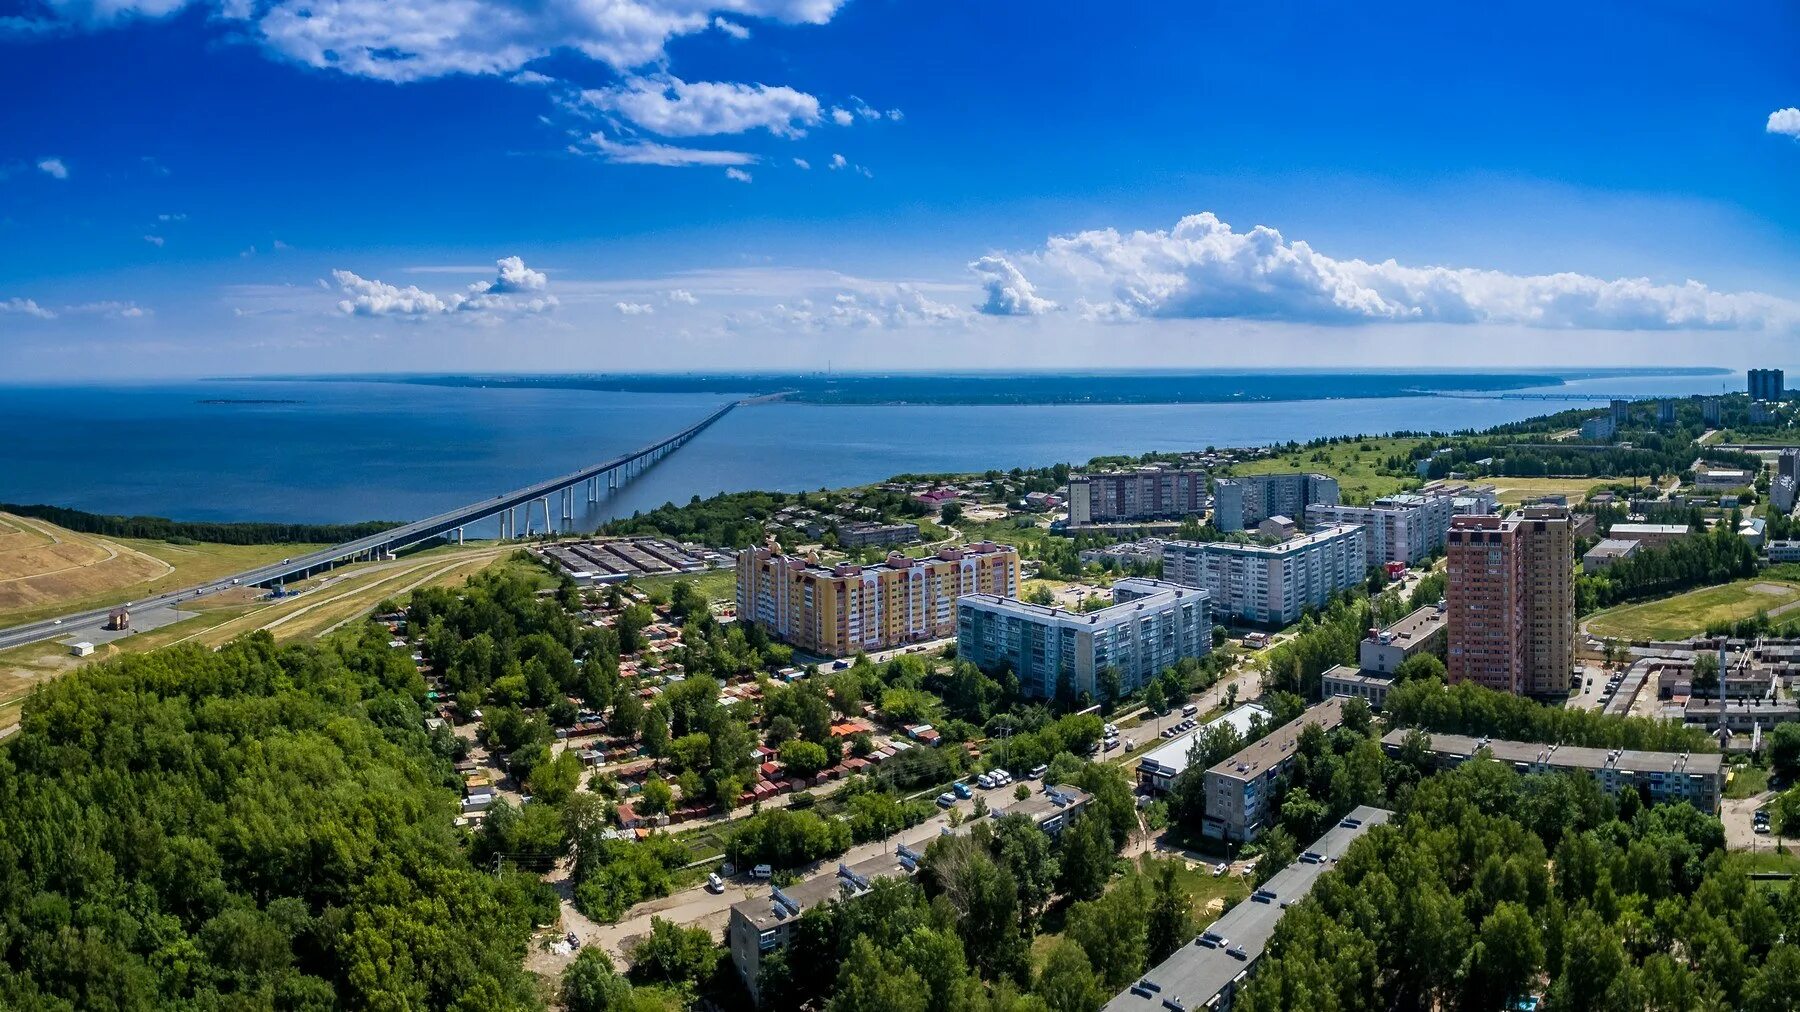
[1231,437,1423,504]
[1489,477,1614,506]
[0,544,526,730]
[1586,578,1800,642]
[0,512,324,627]
[633,567,737,604]
[1029,853,1251,973]
[1728,766,1772,800]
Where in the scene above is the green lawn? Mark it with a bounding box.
[1725,850,1800,876]
[1728,766,1772,800]
[1229,437,1423,505]
[1029,853,1251,973]
[631,567,737,604]
[1585,578,1800,642]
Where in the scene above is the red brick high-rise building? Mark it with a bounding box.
[1445,506,1575,696]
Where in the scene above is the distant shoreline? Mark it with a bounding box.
[198,398,305,405]
[232,367,1732,407]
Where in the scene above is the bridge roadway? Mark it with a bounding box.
[0,400,737,653]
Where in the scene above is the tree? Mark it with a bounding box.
[1464,902,1543,1012]
[941,502,964,525]
[561,948,636,1011]
[1058,812,1115,901]
[780,739,831,779]
[1036,940,1105,1012]
[638,777,673,815]
[627,917,719,993]
[642,708,671,760]
[1142,677,1167,715]
[1065,876,1150,990]
[611,689,644,740]
[992,814,1059,923]
[1014,783,1032,802]
[530,748,584,805]
[1253,826,1298,887]
[1694,651,1721,693]
[1145,860,1194,965]
[834,936,928,1012]
[1394,652,1447,683]
[1772,724,1800,782]
[1096,666,1123,712]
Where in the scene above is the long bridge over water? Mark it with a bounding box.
[0,400,738,652]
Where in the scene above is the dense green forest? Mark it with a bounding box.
[1234,755,1800,1012]
[0,629,551,1009]
[0,502,397,545]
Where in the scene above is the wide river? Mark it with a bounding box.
[0,372,1739,531]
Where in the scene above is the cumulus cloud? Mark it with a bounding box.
[1,297,56,318]
[792,157,810,170]
[615,301,655,315]
[753,285,967,331]
[969,255,1056,316]
[36,157,67,179]
[665,289,699,305]
[725,167,752,183]
[1769,108,1800,139]
[9,0,848,83]
[713,16,749,39]
[583,75,819,138]
[829,107,853,126]
[333,256,557,317]
[828,153,847,169]
[990,211,1795,331]
[581,134,756,166]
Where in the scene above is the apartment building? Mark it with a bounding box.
[736,540,1018,656]
[957,578,1210,700]
[1202,696,1347,842]
[1444,506,1575,697]
[1750,368,1785,402]
[1383,730,1722,814]
[1104,806,1393,1012]
[1211,472,1340,532]
[1359,601,1448,674]
[1134,702,1270,794]
[1067,467,1208,526]
[1162,524,1365,627]
[1305,492,1456,568]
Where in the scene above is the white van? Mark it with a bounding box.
[706,873,724,893]
[751,864,772,879]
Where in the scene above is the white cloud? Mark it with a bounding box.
[511,69,555,86]
[750,284,968,331]
[581,134,756,166]
[792,157,810,170]
[828,153,847,169]
[333,256,557,317]
[725,166,752,183]
[272,238,291,250]
[36,157,67,179]
[143,234,165,246]
[713,16,749,39]
[665,289,699,305]
[157,212,186,222]
[829,107,853,126]
[583,75,819,138]
[969,255,1056,316]
[993,211,1796,331]
[1,297,56,319]
[9,0,847,83]
[615,301,655,315]
[1769,108,1800,139]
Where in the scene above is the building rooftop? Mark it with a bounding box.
[1208,697,1348,783]
[1102,806,1393,1012]
[752,540,1016,579]
[1584,538,1640,560]
[989,785,1093,827]
[1381,730,1722,777]
[1167,524,1361,559]
[729,852,914,933]
[1609,523,1691,537]
[1136,703,1271,779]
[1322,664,1391,687]
[958,578,1206,627]
[1376,604,1447,646]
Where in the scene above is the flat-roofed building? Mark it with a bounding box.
[1134,702,1271,794]
[1068,467,1208,526]
[1358,602,1448,675]
[1607,523,1692,549]
[1321,664,1394,710]
[957,578,1209,700]
[737,539,1018,657]
[1103,806,1394,1012]
[1445,507,1575,697]
[1382,730,1722,814]
[1582,538,1641,573]
[1307,492,1456,569]
[1163,525,1365,627]
[1202,697,1347,842]
[1212,473,1340,532]
[835,521,921,549]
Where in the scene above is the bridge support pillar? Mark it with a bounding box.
[455,527,463,545]
[539,497,552,535]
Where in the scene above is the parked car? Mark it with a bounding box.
[953,782,972,798]
[936,792,957,808]
[977,773,995,789]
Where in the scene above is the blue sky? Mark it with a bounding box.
[2,0,1798,378]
